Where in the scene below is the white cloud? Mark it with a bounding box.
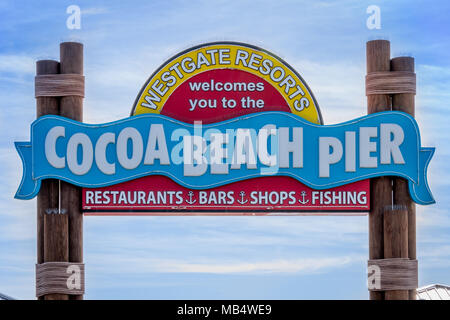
[147,256,358,274]
[0,55,35,74]
[88,254,360,275]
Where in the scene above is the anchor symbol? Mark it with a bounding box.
[186,191,197,204]
[298,191,310,205]
[237,191,248,204]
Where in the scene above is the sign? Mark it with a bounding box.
[15,111,434,205]
[14,42,435,215]
[82,177,369,215]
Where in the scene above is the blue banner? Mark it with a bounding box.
[15,111,434,205]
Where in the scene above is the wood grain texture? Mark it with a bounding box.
[366,71,416,95]
[384,207,409,302]
[366,39,392,300]
[59,41,84,300]
[35,74,85,97]
[384,207,408,259]
[36,262,85,297]
[368,258,418,291]
[391,56,416,300]
[43,208,69,300]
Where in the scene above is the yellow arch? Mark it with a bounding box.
[132,42,322,124]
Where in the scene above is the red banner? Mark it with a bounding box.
[83,177,369,215]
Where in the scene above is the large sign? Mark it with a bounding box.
[14,42,435,215]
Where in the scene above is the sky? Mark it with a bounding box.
[0,0,449,299]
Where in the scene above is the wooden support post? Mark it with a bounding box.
[36,60,61,300]
[38,60,70,300]
[391,56,416,300]
[59,42,84,300]
[366,40,392,300]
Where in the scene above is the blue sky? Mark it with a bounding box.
[0,0,449,299]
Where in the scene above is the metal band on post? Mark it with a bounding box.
[36,262,85,297]
[368,259,418,291]
[35,74,85,97]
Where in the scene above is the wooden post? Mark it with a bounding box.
[59,42,84,300]
[366,40,392,300]
[38,60,70,300]
[36,60,60,300]
[383,206,409,299]
[391,56,416,300]
[43,203,69,301]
